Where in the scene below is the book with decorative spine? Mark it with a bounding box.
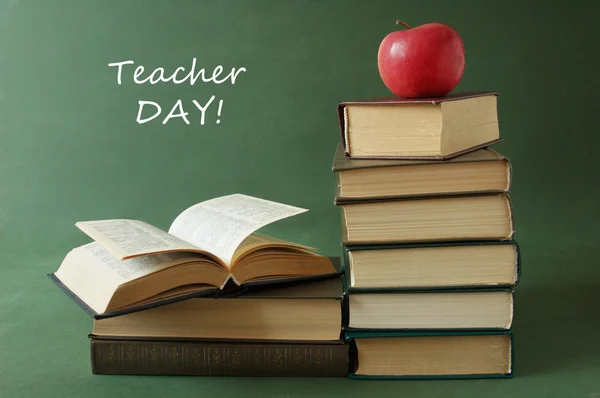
[90,337,349,377]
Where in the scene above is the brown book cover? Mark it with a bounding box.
[90,337,349,376]
[337,91,501,160]
[332,142,509,172]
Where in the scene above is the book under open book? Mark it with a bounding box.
[50,194,339,318]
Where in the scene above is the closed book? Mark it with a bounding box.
[337,91,501,160]
[338,193,515,245]
[92,276,344,342]
[90,337,349,377]
[344,241,520,291]
[345,330,513,379]
[344,288,514,331]
[332,143,511,200]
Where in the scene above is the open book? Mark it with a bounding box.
[50,194,338,318]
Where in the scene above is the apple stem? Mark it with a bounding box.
[396,20,412,29]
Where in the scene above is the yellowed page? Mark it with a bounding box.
[55,243,123,314]
[231,232,315,265]
[83,241,206,282]
[168,194,307,267]
[76,219,201,260]
[55,242,207,313]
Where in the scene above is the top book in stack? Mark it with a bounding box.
[338,92,500,160]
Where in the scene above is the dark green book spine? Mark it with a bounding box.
[91,339,349,377]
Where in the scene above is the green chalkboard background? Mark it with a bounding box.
[1,0,599,397]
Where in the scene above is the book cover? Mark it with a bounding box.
[90,337,350,376]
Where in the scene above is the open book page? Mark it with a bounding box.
[230,233,317,265]
[168,194,308,267]
[56,242,210,314]
[76,219,203,260]
[55,243,124,314]
[82,241,206,283]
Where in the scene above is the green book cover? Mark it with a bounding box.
[345,330,514,380]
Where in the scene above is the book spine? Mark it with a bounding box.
[91,339,349,376]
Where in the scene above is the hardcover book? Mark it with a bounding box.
[90,337,349,377]
[337,91,501,160]
[92,276,344,341]
[332,143,511,200]
[344,241,520,290]
[338,193,515,245]
[344,288,514,331]
[49,194,339,317]
[345,330,513,379]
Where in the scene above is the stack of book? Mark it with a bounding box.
[50,194,349,376]
[333,92,519,379]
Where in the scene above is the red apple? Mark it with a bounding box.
[377,20,465,98]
